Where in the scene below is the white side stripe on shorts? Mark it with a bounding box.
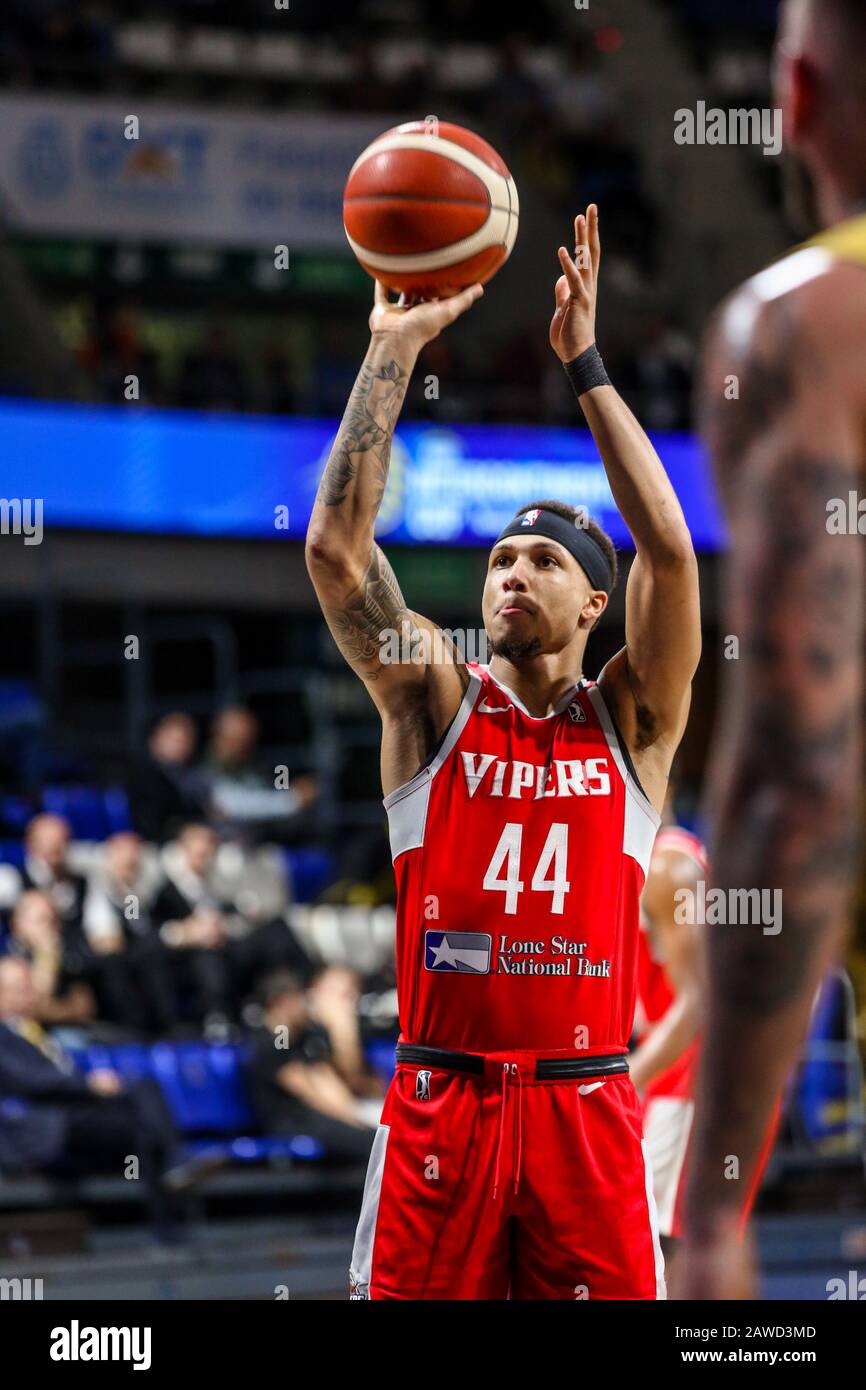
[349,1124,390,1299]
[641,1137,668,1300]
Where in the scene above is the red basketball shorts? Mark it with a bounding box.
[349,1048,666,1300]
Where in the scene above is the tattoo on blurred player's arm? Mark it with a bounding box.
[703,308,862,1005]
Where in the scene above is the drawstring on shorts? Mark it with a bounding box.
[492,1063,524,1200]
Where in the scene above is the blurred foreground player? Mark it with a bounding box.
[678,0,866,1297]
[633,809,706,1264]
[306,207,701,1298]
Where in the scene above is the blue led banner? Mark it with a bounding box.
[0,398,725,550]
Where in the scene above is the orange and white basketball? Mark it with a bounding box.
[343,120,519,299]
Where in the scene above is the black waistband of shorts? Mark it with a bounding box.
[395,1043,629,1081]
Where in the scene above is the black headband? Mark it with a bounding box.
[494,508,613,594]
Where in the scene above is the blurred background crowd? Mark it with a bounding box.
[0,0,781,431]
[0,0,862,1298]
[0,699,399,1216]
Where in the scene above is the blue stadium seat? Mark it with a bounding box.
[365,1039,396,1083]
[150,1042,255,1134]
[185,1135,325,1163]
[0,680,38,714]
[67,1044,114,1074]
[103,787,133,835]
[795,973,864,1150]
[282,1134,325,1161]
[0,1097,29,1120]
[284,847,337,903]
[107,1043,152,1085]
[0,797,34,833]
[42,786,110,841]
[66,1041,333,1165]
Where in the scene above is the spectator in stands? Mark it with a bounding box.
[202,705,318,841]
[0,956,219,1228]
[247,971,376,1163]
[12,813,88,941]
[308,965,385,1108]
[151,823,236,1036]
[82,832,179,1037]
[83,833,162,951]
[129,712,209,844]
[6,890,95,1028]
[153,823,312,1035]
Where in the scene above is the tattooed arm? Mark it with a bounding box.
[677,264,866,1297]
[305,280,484,795]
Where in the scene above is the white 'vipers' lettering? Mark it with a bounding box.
[461,753,611,800]
[460,752,498,798]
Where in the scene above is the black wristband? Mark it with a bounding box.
[563,343,611,397]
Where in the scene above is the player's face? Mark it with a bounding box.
[482,537,591,659]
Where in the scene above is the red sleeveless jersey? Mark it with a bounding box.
[383,663,661,1054]
[637,825,708,1101]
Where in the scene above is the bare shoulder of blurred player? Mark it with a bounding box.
[677,0,866,1299]
[305,281,483,796]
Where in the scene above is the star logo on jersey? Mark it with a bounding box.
[567,700,586,724]
[424,930,492,974]
[521,508,541,527]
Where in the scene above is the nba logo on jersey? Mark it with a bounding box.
[424,930,492,973]
[416,1070,432,1101]
[521,509,541,527]
[567,700,586,724]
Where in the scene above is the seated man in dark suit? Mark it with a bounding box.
[129,713,209,845]
[154,823,313,1035]
[246,971,375,1164]
[82,832,178,1036]
[0,957,218,1229]
[19,814,88,942]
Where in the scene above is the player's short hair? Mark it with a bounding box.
[513,499,619,596]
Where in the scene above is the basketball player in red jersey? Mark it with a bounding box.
[633,807,706,1263]
[677,0,866,1299]
[306,205,701,1299]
